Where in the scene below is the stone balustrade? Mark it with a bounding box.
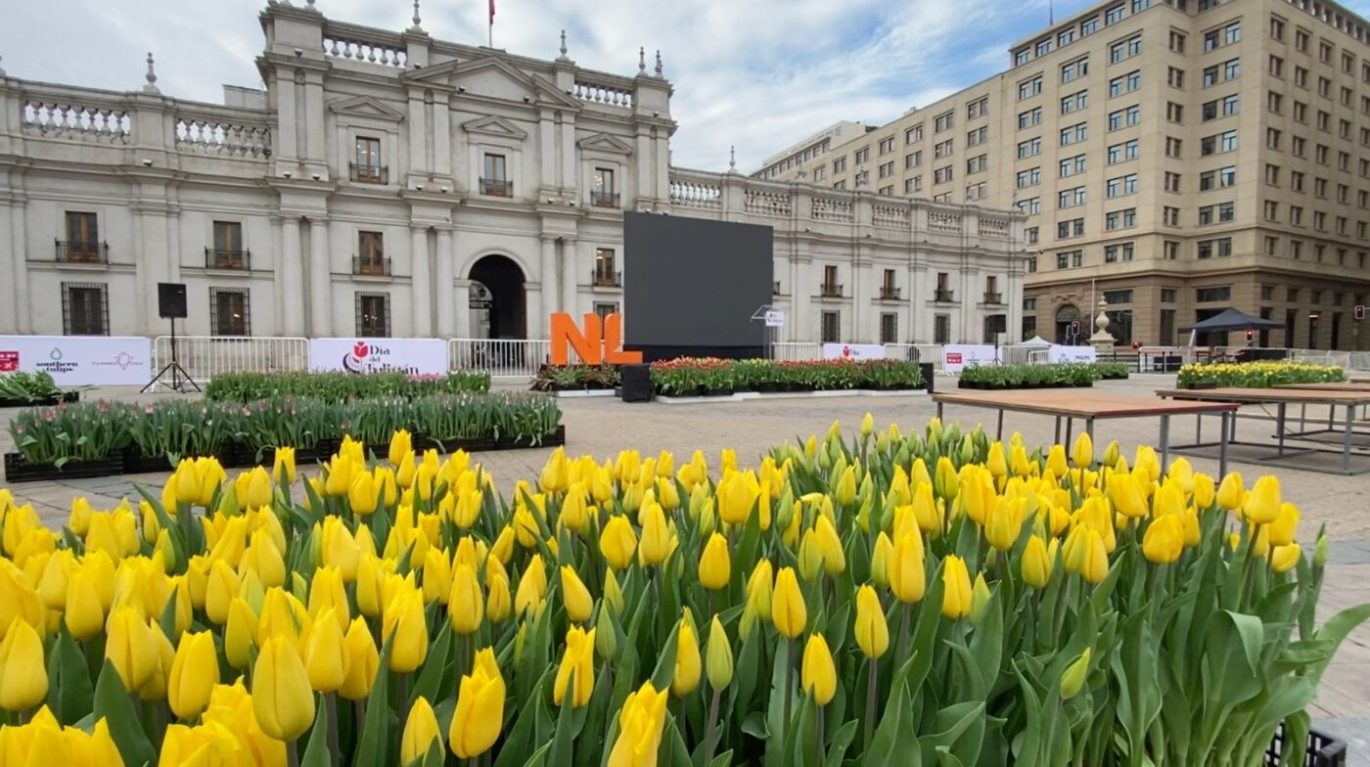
[21,100,132,143]
[573,80,634,108]
[323,31,408,67]
[174,116,272,159]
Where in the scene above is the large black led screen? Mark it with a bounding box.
[623,212,773,356]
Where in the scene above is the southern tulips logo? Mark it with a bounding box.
[342,341,373,373]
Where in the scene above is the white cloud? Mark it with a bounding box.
[5,0,1370,174]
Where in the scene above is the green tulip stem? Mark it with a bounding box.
[398,672,411,711]
[326,693,339,767]
[703,687,722,764]
[896,602,912,665]
[707,591,715,622]
[863,657,878,752]
[1027,595,1038,654]
[677,696,688,745]
[287,740,299,767]
[817,704,826,757]
[783,638,796,745]
[354,700,365,745]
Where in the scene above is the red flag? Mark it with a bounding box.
[489,0,495,23]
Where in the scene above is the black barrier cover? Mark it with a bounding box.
[624,212,772,359]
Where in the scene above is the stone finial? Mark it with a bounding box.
[305,0,315,6]
[0,55,5,77]
[143,52,160,94]
[728,146,737,173]
[654,50,663,77]
[411,0,422,28]
[638,47,646,74]
[558,30,568,59]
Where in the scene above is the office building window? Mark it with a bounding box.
[1059,123,1087,146]
[1163,206,1180,226]
[1061,57,1089,83]
[357,231,387,275]
[356,293,391,337]
[821,311,840,343]
[967,97,989,119]
[1060,91,1088,114]
[1017,167,1041,188]
[1110,34,1142,63]
[481,153,510,196]
[1058,187,1087,208]
[1059,155,1086,178]
[1057,218,1085,239]
[933,314,951,344]
[1107,105,1141,131]
[61,282,108,336]
[905,125,923,144]
[1106,140,1139,164]
[1163,241,1180,259]
[1196,238,1233,259]
[1019,107,1043,129]
[1105,208,1136,231]
[1106,173,1138,198]
[934,111,955,132]
[965,155,987,174]
[1017,197,1040,215]
[1108,70,1141,97]
[1168,67,1185,88]
[209,288,251,336]
[1196,287,1231,303]
[880,313,898,344]
[878,137,895,154]
[1104,243,1135,263]
[1017,77,1043,100]
[353,136,383,183]
[1017,137,1042,158]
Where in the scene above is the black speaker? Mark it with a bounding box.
[158,283,188,319]
[987,314,1007,334]
[620,364,653,403]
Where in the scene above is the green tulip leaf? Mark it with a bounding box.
[548,680,577,767]
[706,750,734,767]
[46,627,94,725]
[355,637,395,766]
[494,666,555,767]
[92,660,155,767]
[410,624,453,708]
[300,693,331,767]
[649,620,682,692]
[518,742,553,767]
[823,719,859,767]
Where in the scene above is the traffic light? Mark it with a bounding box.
[1357,304,1366,321]
[1245,329,1254,343]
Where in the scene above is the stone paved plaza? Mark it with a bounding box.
[2,375,1367,759]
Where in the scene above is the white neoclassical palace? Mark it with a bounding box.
[0,1,1025,347]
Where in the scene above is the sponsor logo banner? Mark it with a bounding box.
[822,343,886,361]
[308,338,448,375]
[1048,345,1098,363]
[0,337,152,386]
[943,344,1000,374]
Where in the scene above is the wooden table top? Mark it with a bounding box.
[1157,387,1370,405]
[1275,382,1370,392]
[932,389,1239,418]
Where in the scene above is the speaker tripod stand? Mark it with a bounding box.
[143,317,200,394]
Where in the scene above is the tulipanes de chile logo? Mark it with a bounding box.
[341,340,420,375]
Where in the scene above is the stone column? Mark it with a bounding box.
[435,228,455,337]
[455,278,472,338]
[308,219,331,336]
[279,217,305,337]
[408,89,428,179]
[133,207,170,335]
[560,238,578,318]
[303,70,327,178]
[274,69,299,174]
[411,226,433,337]
[0,195,24,333]
[793,259,812,343]
[540,236,558,335]
[433,93,452,179]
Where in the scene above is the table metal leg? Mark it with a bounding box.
[1301,403,1308,433]
[1277,402,1287,457]
[996,409,1004,441]
[1159,414,1170,474]
[1219,411,1230,477]
[1196,413,1203,445]
[1065,418,1073,448]
[937,402,944,421]
[1054,417,1061,444]
[1086,418,1095,438]
[1344,404,1354,475]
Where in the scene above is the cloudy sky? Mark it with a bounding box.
[4,0,1369,172]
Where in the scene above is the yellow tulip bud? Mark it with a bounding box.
[513,556,547,618]
[204,559,240,626]
[934,457,959,501]
[1021,536,1055,589]
[253,636,315,741]
[1272,543,1302,574]
[801,633,837,705]
[889,532,926,604]
[450,647,505,758]
[705,616,734,690]
[637,503,673,567]
[272,446,297,484]
[970,573,992,624]
[553,626,596,708]
[105,607,158,692]
[448,563,484,635]
[560,565,594,625]
[745,560,773,622]
[1243,476,1282,525]
[401,696,443,765]
[389,429,414,468]
[1268,503,1300,547]
[870,531,893,588]
[167,630,218,720]
[224,597,258,670]
[1216,472,1246,511]
[1142,515,1184,565]
[485,560,512,625]
[1080,529,1109,584]
[771,567,807,639]
[1192,472,1216,510]
[599,515,638,571]
[1072,432,1093,468]
[671,613,701,696]
[382,588,429,673]
[339,617,380,701]
[940,555,973,620]
[854,585,889,660]
[304,607,349,693]
[1060,647,1091,699]
[348,471,378,516]
[0,618,47,711]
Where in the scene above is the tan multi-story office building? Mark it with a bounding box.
[769,0,1370,350]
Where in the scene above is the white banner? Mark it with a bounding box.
[943,344,1000,374]
[308,338,448,375]
[1048,345,1098,363]
[0,336,153,386]
[823,343,886,361]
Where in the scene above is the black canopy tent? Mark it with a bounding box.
[1178,308,1283,333]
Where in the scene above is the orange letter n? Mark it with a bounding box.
[550,312,602,365]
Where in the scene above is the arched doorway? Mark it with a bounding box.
[1055,304,1082,344]
[468,255,527,339]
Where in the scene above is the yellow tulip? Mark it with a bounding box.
[105,607,158,693]
[1080,529,1109,584]
[304,607,349,693]
[746,560,774,622]
[1142,515,1184,565]
[970,573,992,624]
[705,616,734,691]
[450,647,505,758]
[1072,431,1093,468]
[396,450,416,489]
[834,466,857,507]
[401,696,444,765]
[242,529,286,588]
[1021,535,1055,589]
[1107,472,1148,518]
[252,636,315,741]
[698,533,732,591]
[1244,476,1282,525]
[1217,471,1246,512]
[448,563,484,634]
[671,613,701,696]
[987,442,1008,481]
[389,429,414,467]
[870,531,893,587]
[889,532,926,604]
[553,626,596,708]
[348,471,379,516]
[812,515,846,576]
[1268,503,1300,547]
[242,467,272,510]
[514,556,548,617]
[383,588,429,673]
[854,585,889,659]
[1193,472,1216,509]
[941,555,973,620]
[539,447,571,494]
[560,565,594,624]
[860,411,875,437]
[272,446,296,484]
[167,630,218,720]
[64,567,105,641]
[486,560,512,625]
[0,619,47,711]
[606,681,669,767]
[801,633,837,705]
[771,567,807,639]
[600,515,638,571]
[339,617,380,701]
[1046,445,1068,478]
[203,559,240,626]
[638,503,673,567]
[933,457,959,501]
[1060,647,1091,699]
[1272,543,1302,574]
[985,497,1025,551]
